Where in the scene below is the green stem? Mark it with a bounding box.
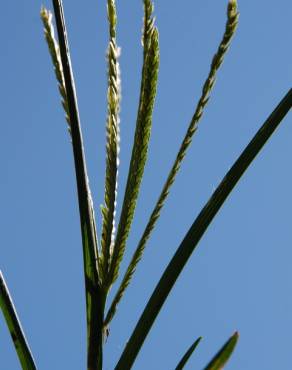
[87,287,106,370]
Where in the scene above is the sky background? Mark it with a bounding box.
[1,1,292,369]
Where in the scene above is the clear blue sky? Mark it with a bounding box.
[1,1,292,369]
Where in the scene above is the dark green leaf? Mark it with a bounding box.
[51,1,103,368]
[0,271,37,370]
[114,89,292,369]
[175,336,202,370]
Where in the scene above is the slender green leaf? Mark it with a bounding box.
[115,89,292,369]
[203,332,239,370]
[50,1,104,368]
[106,0,159,288]
[0,271,37,370]
[105,0,239,327]
[100,0,121,282]
[175,336,202,370]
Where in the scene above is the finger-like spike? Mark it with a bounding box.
[40,7,71,132]
[100,0,121,282]
[105,0,239,327]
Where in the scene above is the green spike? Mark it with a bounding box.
[105,0,239,327]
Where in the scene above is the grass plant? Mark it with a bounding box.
[1,1,292,369]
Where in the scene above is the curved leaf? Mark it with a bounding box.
[114,89,292,369]
[50,1,104,368]
[0,271,37,370]
[175,336,202,370]
[203,332,239,370]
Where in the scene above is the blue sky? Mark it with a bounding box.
[1,1,292,369]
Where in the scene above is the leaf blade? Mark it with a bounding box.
[203,332,239,370]
[0,271,37,370]
[175,336,202,370]
[114,89,292,369]
[50,1,104,368]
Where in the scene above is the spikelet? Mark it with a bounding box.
[40,7,71,134]
[100,0,121,282]
[105,0,160,289]
[104,0,239,326]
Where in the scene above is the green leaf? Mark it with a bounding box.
[175,336,202,370]
[105,0,239,328]
[0,271,37,370]
[50,1,104,368]
[114,89,292,369]
[203,332,239,370]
